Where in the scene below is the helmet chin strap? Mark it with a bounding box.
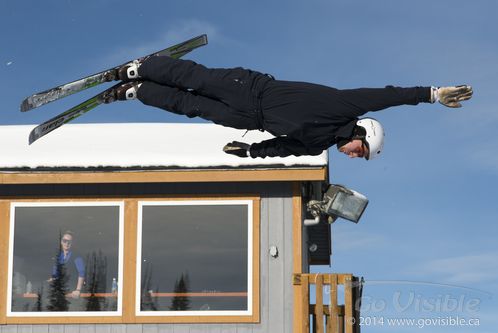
[362,140,370,160]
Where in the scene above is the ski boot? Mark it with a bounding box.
[102,82,142,104]
[117,58,144,81]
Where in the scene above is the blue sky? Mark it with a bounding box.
[1,0,497,331]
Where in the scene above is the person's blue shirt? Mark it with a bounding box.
[52,251,85,279]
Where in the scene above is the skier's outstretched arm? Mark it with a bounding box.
[337,86,431,118]
[337,85,472,118]
[224,137,324,158]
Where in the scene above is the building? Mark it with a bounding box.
[0,123,360,333]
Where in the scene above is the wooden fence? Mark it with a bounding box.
[293,273,362,333]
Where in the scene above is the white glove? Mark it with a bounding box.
[431,85,473,108]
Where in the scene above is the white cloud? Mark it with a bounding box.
[414,252,498,285]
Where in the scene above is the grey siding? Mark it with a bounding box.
[1,182,299,333]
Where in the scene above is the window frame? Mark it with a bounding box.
[6,200,125,318]
[0,196,260,324]
[136,199,255,318]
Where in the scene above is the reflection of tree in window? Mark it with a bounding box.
[170,272,190,311]
[141,263,159,311]
[33,285,44,312]
[47,232,70,311]
[84,250,108,311]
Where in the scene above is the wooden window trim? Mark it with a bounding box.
[2,199,124,324]
[131,197,260,324]
[0,201,9,324]
[292,182,304,333]
[0,195,260,324]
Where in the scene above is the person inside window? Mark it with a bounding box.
[48,230,85,299]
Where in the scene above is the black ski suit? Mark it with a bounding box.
[137,56,431,158]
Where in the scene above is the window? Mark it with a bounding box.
[1,197,259,323]
[136,200,254,317]
[7,202,124,317]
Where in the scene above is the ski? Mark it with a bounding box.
[29,82,122,144]
[21,34,208,112]
[28,35,208,144]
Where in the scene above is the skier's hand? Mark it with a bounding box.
[437,85,473,108]
[223,141,251,158]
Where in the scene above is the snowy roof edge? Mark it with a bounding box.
[0,123,329,170]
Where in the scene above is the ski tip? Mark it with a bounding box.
[20,98,33,112]
[28,128,40,145]
[186,33,208,44]
[200,34,208,44]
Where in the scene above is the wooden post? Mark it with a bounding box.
[123,200,138,323]
[301,274,310,333]
[292,183,304,333]
[315,274,324,333]
[328,274,338,333]
[344,276,353,333]
[338,313,345,333]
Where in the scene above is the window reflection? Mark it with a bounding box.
[9,204,122,313]
[139,202,251,313]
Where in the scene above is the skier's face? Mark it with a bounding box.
[338,139,368,159]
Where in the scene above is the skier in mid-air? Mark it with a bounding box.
[110,56,472,159]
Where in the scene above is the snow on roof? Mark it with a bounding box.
[0,123,328,170]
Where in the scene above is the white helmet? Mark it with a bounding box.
[356,118,385,160]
